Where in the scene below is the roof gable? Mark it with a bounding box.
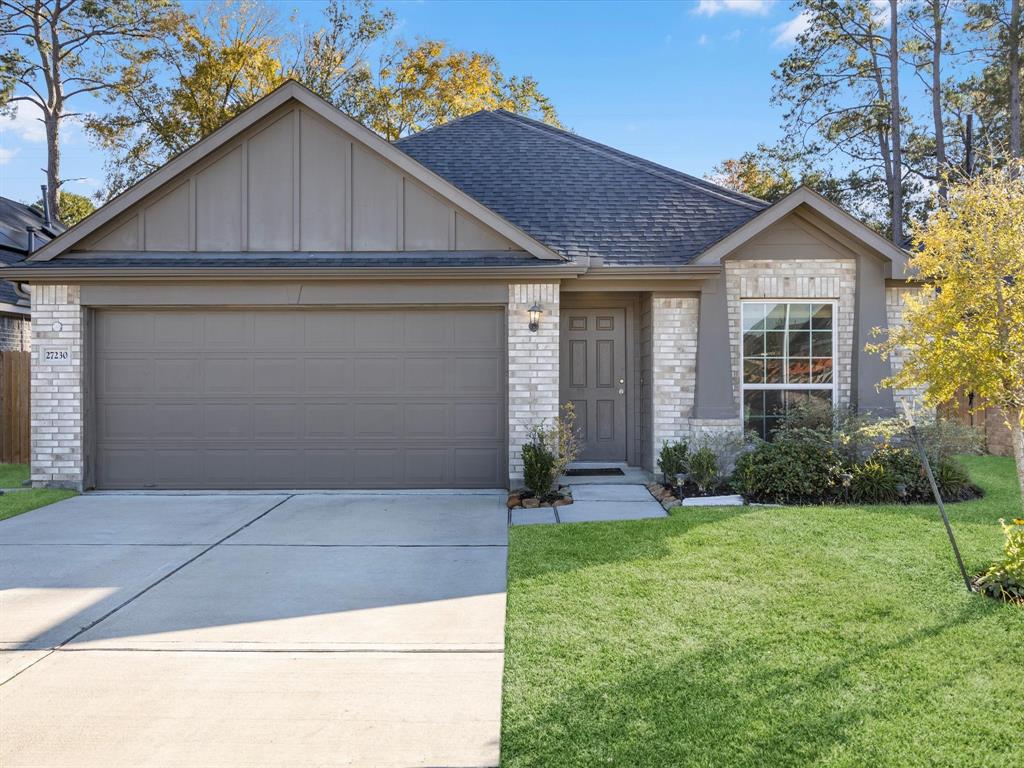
[395,110,769,265]
[691,186,910,277]
[31,81,561,262]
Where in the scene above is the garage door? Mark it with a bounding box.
[93,308,506,489]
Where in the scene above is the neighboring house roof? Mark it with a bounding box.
[0,196,63,312]
[395,110,770,266]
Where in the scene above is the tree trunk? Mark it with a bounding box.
[44,112,60,223]
[1010,409,1024,510]
[1010,0,1022,160]
[931,0,947,197]
[889,0,905,245]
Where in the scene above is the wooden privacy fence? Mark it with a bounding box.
[1,351,30,464]
[939,389,1014,458]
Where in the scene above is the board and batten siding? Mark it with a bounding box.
[76,105,518,254]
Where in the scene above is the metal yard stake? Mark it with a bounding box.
[907,420,974,593]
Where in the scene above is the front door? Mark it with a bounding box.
[561,307,627,462]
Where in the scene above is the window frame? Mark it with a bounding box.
[739,299,838,436]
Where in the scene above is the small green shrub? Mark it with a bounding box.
[521,403,580,498]
[732,439,843,504]
[658,440,689,484]
[848,460,899,504]
[687,446,719,494]
[932,458,975,501]
[977,518,1024,604]
[872,446,928,498]
[522,440,557,499]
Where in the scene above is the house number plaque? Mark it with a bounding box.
[41,347,72,364]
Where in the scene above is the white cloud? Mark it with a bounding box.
[773,11,811,46]
[0,146,18,165]
[697,33,710,46]
[725,29,743,41]
[0,101,47,143]
[694,0,772,17]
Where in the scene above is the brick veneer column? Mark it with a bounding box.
[885,285,927,411]
[507,283,559,481]
[651,296,698,459]
[30,284,85,489]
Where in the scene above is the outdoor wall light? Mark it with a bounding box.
[528,303,542,333]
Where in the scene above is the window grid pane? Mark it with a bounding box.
[742,301,835,438]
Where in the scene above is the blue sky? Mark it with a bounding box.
[0,0,808,205]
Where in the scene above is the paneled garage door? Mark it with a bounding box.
[93,308,506,489]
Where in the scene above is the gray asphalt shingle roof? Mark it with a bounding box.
[395,110,769,266]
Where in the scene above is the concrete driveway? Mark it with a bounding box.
[0,491,508,767]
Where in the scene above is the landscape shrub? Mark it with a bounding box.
[848,460,900,504]
[687,446,720,494]
[522,440,557,500]
[657,440,689,485]
[976,518,1024,604]
[731,439,843,504]
[932,458,976,501]
[521,404,580,499]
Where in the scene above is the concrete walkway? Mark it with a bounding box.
[511,484,667,525]
[0,491,508,767]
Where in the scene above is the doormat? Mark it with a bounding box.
[564,467,625,477]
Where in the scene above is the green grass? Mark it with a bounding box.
[502,455,1023,768]
[0,462,29,488]
[0,488,76,521]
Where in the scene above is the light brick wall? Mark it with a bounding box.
[507,283,559,480]
[651,296,699,462]
[725,259,857,407]
[885,285,927,412]
[31,284,85,489]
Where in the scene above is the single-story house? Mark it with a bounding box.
[0,196,63,351]
[3,81,916,491]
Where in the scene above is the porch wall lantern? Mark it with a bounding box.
[528,303,543,333]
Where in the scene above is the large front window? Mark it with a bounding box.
[741,301,836,439]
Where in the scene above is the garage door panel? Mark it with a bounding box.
[97,311,153,349]
[454,448,502,486]
[352,404,400,437]
[153,449,203,486]
[305,358,355,392]
[453,310,503,349]
[94,309,506,489]
[153,313,201,346]
[253,404,302,440]
[253,357,302,393]
[202,403,252,439]
[152,404,200,439]
[455,402,501,438]
[153,358,201,394]
[305,403,352,438]
[204,313,252,346]
[403,357,447,391]
[453,357,501,393]
[99,358,153,395]
[353,358,400,392]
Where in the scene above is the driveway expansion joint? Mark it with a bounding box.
[52,494,296,650]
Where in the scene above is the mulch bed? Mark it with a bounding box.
[646,481,735,510]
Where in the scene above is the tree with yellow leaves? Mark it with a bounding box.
[870,164,1024,504]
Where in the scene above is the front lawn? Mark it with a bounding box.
[0,488,76,521]
[502,455,1024,767]
[0,462,29,488]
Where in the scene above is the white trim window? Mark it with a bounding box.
[741,301,837,439]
